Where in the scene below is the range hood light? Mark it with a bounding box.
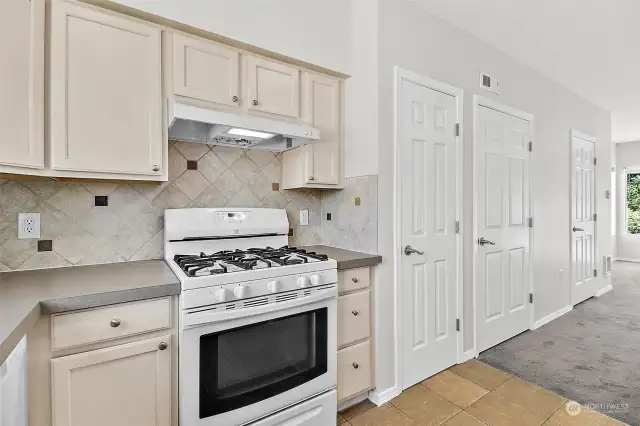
[227,128,275,139]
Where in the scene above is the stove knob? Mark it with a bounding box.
[214,288,227,302]
[233,286,247,299]
[309,274,320,286]
[267,280,279,293]
[297,276,309,288]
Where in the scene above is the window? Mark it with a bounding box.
[627,172,640,234]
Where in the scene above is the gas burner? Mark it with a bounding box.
[172,246,331,276]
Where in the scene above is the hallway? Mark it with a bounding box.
[479,262,640,425]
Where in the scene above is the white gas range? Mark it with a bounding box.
[164,208,338,426]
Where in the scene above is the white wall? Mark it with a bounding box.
[373,0,612,395]
[615,141,640,259]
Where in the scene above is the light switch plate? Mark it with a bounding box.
[18,213,41,239]
[299,209,309,226]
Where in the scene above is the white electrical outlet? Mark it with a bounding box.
[299,209,309,226]
[18,213,41,239]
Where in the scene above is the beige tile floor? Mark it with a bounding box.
[337,360,627,426]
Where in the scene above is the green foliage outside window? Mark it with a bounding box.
[627,173,640,234]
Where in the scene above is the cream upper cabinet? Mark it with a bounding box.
[246,55,300,119]
[281,73,342,189]
[49,0,164,177]
[0,0,44,169]
[172,33,239,108]
[302,72,340,185]
[51,335,171,426]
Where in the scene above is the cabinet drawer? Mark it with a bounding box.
[337,340,372,402]
[51,298,171,351]
[338,267,370,293]
[338,291,370,348]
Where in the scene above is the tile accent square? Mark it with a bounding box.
[327,213,332,221]
[95,195,108,206]
[272,182,280,191]
[37,240,53,252]
[187,160,198,170]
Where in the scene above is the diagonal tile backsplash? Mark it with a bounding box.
[0,142,378,272]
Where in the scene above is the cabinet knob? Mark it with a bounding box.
[152,165,160,172]
[352,310,359,316]
[110,318,121,328]
[252,100,259,106]
[352,277,359,283]
[309,176,315,181]
[158,342,168,351]
[232,96,239,102]
[352,362,359,369]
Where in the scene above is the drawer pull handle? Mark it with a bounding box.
[110,318,121,328]
[352,277,359,283]
[352,362,359,369]
[352,310,359,316]
[158,342,168,351]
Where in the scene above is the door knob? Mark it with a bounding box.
[404,245,424,256]
[252,100,259,106]
[477,237,496,246]
[232,96,238,102]
[572,227,584,232]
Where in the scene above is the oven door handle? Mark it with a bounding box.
[183,286,337,328]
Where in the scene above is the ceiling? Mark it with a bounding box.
[410,0,640,143]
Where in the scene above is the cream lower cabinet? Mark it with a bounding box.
[49,0,164,178]
[282,73,342,189]
[0,0,44,170]
[51,336,171,426]
[27,297,178,426]
[337,267,374,402]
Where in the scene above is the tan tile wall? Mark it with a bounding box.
[0,142,378,271]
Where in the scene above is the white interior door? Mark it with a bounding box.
[399,73,460,389]
[475,101,531,353]
[571,131,598,305]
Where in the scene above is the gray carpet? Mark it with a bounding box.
[479,261,640,425]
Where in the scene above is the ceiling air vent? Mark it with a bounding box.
[480,72,500,94]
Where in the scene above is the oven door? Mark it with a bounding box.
[180,290,337,426]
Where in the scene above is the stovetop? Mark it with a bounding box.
[173,246,329,277]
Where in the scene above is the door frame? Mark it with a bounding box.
[570,129,598,305]
[472,95,535,356]
[392,66,464,392]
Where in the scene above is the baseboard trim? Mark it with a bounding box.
[463,350,477,362]
[615,258,640,263]
[595,285,613,297]
[532,305,572,330]
[368,386,400,406]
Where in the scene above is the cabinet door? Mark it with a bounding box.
[303,73,340,184]
[0,0,44,169]
[247,55,299,118]
[50,0,163,176]
[173,33,239,107]
[51,336,171,426]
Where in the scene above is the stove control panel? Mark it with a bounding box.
[182,269,339,309]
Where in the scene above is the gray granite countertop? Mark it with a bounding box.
[0,260,179,366]
[303,245,382,270]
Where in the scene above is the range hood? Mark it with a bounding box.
[168,102,320,152]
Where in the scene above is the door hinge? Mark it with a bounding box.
[455,221,460,234]
[456,318,460,332]
[594,269,598,277]
[455,123,460,137]
[528,217,533,228]
[593,213,597,221]
[528,141,533,152]
[594,157,597,166]
[529,293,534,304]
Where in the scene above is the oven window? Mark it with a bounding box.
[199,308,328,419]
